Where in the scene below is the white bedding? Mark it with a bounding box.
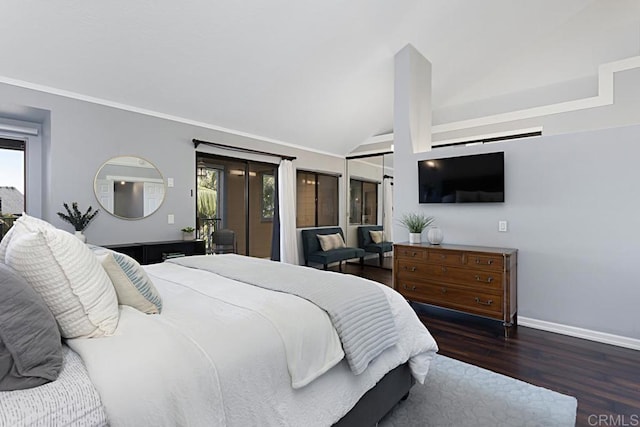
[68,261,438,427]
[0,347,107,427]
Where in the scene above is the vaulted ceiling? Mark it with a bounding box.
[1,0,639,155]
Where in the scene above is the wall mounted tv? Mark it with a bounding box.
[418,152,504,203]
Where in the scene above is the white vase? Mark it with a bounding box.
[74,231,86,243]
[427,226,444,245]
[183,232,195,241]
[409,232,422,244]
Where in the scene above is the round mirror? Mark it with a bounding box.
[94,156,165,220]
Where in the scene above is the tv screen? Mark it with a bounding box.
[418,152,504,203]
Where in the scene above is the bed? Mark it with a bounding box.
[0,215,438,426]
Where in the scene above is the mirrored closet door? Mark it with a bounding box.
[345,151,393,269]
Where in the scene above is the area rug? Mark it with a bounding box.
[380,354,577,427]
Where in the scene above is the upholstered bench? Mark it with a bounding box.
[357,225,393,264]
[301,227,365,271]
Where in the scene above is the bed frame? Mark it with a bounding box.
[333,362,414,426]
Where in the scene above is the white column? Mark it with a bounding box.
[394,44,432,154]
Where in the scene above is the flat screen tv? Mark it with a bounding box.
[418,152,504,203]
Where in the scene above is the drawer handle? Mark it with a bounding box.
[441,266,447,273]
[440,254,446,259]
[403,266,417,272]
[402,284,417,291]
[404,251,418,257]
[474,297,493,306]
[475,259,494,265]
[475,275,493,283]
[441,287,447,294]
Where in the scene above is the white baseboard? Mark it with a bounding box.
[518,317,640,351]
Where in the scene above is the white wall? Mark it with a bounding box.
[394,123,640,340]
[0,83,345,249]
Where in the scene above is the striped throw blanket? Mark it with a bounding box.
[169,254,398,375]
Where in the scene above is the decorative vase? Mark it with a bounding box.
[409,232,422,244]
[427,226,444,245]
[74,231,86,243]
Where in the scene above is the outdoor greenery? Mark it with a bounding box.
[0,213,18,239]
[57,202,99,231]
[262,173,275,219]
[197,187,217,218]
[197,169,218,219]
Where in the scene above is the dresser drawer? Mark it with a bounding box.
[398,260,503,291]
[438,265,503,291]
[466,253,504,271]
[427,249,464,266]
[396,280,503,318]
[395,246,428,261]
[396,259,436,280]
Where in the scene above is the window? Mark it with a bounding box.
[261,173,275,221]
[349,178,378,225]
[296,171,339,227]
[0,138,25,239]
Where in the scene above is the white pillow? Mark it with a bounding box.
[369,230,384,244]
[5,227,119,338]
[317,233,346,251]
[96,250,163,314]
[0,214,55,262]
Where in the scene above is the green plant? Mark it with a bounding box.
[57,202,99,231]
[197,186,217,218]
[181,226,195,233]
[398,212,435,233]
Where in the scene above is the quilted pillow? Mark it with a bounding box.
[317,233,346,251]
[0,263,63,391]
[369,230,384,244]
[5,227,119,339]
[0,214,54,262]
[95,250,163,314]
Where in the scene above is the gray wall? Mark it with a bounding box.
[394,123,640,340]
[0,82,345,247]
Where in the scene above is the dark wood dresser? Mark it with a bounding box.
[105,240,206,265]
[393,242,517,330]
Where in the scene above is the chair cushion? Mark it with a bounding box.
[369,230,384,244]
[365,242,393,254]
[308,247,365,264]
[317,233,346,251]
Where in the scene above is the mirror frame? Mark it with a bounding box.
[94,155,166,220]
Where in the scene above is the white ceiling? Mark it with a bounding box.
[1,0,639,156]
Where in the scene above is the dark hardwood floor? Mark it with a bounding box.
[333,263,640,427]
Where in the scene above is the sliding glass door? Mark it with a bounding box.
[196,154,277,258]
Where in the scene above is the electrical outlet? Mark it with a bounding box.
[498,220,508,232]
[168,214,175,224]
[167,178,174,188]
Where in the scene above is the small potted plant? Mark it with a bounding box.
[398,212,435,244]
[57,202,99,242]
[181,226,196,241]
